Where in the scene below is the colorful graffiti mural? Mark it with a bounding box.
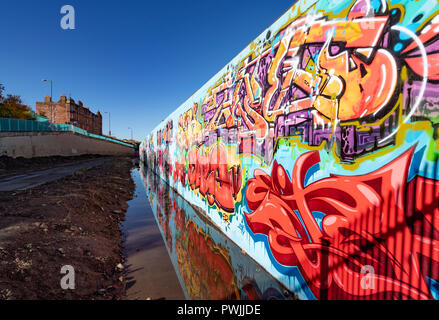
[142,0,439,299]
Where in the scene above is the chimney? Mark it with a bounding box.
[44,96,52,103]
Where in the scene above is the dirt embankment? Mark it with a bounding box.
[0,157,135,299]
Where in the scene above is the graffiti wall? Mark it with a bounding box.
[142,0,439,299]
[141,165,293,300]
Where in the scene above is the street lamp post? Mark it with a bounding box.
[128,127,133,140]
[41,79,53,122]
[104,111,111,136]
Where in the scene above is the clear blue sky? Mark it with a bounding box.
[0,0,294,141]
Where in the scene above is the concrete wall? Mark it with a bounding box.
[0,131,134,158]
[142,0,439,300]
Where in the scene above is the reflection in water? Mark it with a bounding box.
[140,164,295,300]
[122,168,185,300]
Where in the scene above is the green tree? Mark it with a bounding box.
[0,83,35,120]
[0,83,5,103]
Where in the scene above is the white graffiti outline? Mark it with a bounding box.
[379,25,428,144]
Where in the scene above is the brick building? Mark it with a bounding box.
[36,95,102,135]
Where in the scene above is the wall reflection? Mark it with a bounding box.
[140,163,294,300]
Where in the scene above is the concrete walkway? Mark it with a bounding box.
[0,157,112,191]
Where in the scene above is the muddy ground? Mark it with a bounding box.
[0,156,136,299]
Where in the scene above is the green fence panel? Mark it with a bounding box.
[0,117,134,148]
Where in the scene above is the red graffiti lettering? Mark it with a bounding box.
[187,144,242,214]
[245,148,439,299]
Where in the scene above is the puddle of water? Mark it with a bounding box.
[122,167,185,300]
[140,164,295,300]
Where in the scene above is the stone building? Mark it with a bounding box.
[36,95,102,135]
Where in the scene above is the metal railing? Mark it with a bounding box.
[0,117,134,148]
